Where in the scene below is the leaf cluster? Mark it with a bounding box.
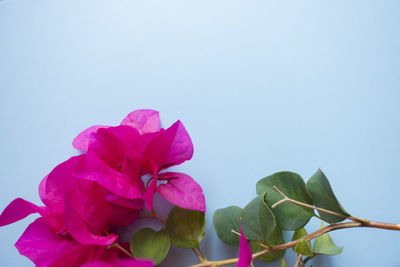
[213,169,346,265]
[130,206,206,265]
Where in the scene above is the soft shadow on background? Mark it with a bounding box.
[1,1,399,266]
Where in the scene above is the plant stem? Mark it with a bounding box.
[151,210,166,224]
[189,220,400,267]
[231,229,268,249]
[198,247,208,261]
[192,248,204,262]
[294,254,302,267]
[114,242,135,258]
[271,186,350,220]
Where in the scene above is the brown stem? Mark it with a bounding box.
[189,220,400,267]
[151,210,166,224]
[198,247,208,261]
[192,248,204,262]
[231,229,268,249]
[114,242,134,258]
[272,186,349,221]
[294,254,302,267]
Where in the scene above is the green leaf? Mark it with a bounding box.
[213,206,242,246]
[291,228,308,241]
[165,206,206,248]
[313,223,343,255]
[256,171,314,230]
[306,169,349,223]
[241,195,276,242]
[130,228,170,265]
[250,224,285,263]
[291,228,311,254]
[294,239,313,257]
[281,259,288,267]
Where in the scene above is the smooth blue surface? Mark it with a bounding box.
[1,1,400,266]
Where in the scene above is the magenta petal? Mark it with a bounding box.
[157,172,206,212]
[73,125,109,152]
[45,156,82,214]
[82,259,154,267]
[75,153,142,199]
[120,109,160,134]
[237,227,252,267]
[49,245,106,267]
[143,178,157,211]
[89,126,140,171]
[38,175,49,206]
[163,121,194,168]
[107,196,143,226]
[15,217,77,267]
[64,182,117,246]
[0,198,41,227]
[81,262,115,267]
[143,121,193,173]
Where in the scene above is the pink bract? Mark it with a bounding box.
[120,109,160,134]
[72,109,160,152]
[0,198,43,227]
[157,172,206,212]
[237,227,252,267]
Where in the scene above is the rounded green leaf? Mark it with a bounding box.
[306,169,349,223]
[294,239,313,257]
[251,224,285,263]
[256,171,314,230]
[291,228,308,241]
[130,228,170,265]
[241,195,276,242]
[213,206,242,246]
[291,228,311,253]
[313,223,343,255]
[165,206,206,248]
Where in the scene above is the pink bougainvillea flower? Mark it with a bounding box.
[74,111,204,213]
[73,109,160,152]
[157,172,206,212]
[15,217,153,267]
[1,156,117,246]
[237,226,252,267]
[75,126,145,199]
[142,120,195,210]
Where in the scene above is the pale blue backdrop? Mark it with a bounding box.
[1,1,399,266]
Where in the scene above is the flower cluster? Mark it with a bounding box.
[0,109,206,267]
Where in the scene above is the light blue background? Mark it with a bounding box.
[1,1,400,266]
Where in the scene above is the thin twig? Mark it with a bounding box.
[294,253,302,267]
[198,247,208,261]
[192,248,204,262]
[271,186,349,220]
[190,219,400,267]
[231,229,269,249]
[114,242,134,258]
[151,210,166,224]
